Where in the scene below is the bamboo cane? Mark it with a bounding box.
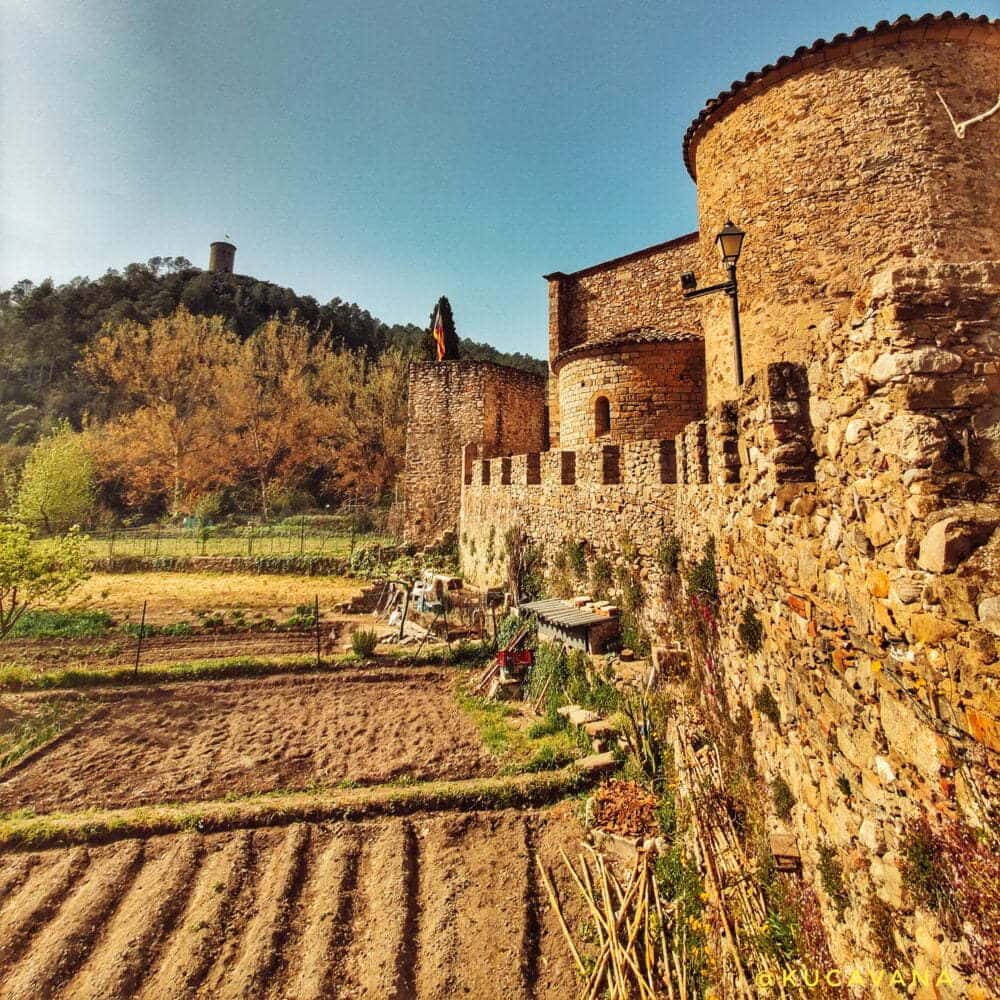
[537,858,586,976]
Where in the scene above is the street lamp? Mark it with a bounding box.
[681,220,747,387]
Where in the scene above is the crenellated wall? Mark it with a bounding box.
[459,261,999,995]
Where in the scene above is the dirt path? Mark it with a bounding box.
[0,671,496,814]
[0,809,587,1000]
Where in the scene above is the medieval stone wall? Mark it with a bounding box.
[687,19,1000,405]
[546,233,703,356]
[458,261,999,995]
[403,361,546,545]
[554,338,706,447]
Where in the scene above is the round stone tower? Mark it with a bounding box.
[683,12,1000,405]
[208,241,237,274]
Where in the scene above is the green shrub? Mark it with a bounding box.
[817,843,850,921]
[656,534,681,575]
[771,776,795,821]
[590,557,613,600]
[738,603,764,652]
[350,628,378,658]
[686,537,718,603]
[754,685,781,727]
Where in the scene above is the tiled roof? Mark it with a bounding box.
[682,12,1000,179]
[552,328,702,372]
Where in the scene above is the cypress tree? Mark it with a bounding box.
[426,295,461,360]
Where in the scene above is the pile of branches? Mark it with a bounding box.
[539,846,686,1000]
[593,780,660,839]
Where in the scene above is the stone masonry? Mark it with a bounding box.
[407,14,1000,996]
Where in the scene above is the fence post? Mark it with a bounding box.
[300,515,306,555]
[134,600,147,675]
[315,594,321,668]
[108,531,115,560]
[247,525,254,557]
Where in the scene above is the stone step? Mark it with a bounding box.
[584,719,617,738]
[575,751,617,775]
[567,707,601,727]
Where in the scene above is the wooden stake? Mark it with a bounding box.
[537,858,586,976]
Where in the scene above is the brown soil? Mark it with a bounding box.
[0,670,497,814]
[0,809,587,1000]
[1,627,350,674]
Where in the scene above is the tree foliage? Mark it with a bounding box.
[81,308,239,516]
[14,421,96,532]
[0,523,88,638]
[424,295,462,361]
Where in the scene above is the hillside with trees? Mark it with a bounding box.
[0,259,546,521]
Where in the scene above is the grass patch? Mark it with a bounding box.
[0,768,591,849]
[454,680,581,774]
[0,696,93,769]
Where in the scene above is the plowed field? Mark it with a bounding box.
[0,670,496,814]
[0,810,585,1000]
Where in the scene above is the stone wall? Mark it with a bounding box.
[687,18,1000,405]
[666,260,999,998]
[554,337,705,447]
[458,261,999,995]
[545,233,703,356]
[460,437,676,586]
[403,361,546,545]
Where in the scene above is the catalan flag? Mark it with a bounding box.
[432,306,446,361]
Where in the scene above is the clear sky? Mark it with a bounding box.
[4,1,993,357]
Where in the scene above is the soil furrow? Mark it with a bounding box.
[0,846,90,971]
[0,853,39,913]
[285,829,361,1000]
[215,823,311,1000]
[195,828,268,997]
[393,819,422,998]
[136,829,252,1000]
[0,840,144,1000]
[341,819,410,998]
[62,835,202,1000]
[521,817,542,1000]
[414,816,461,997]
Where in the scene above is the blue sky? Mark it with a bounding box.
[4,1,991,357]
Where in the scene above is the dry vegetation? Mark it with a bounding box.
[67,572,362,623]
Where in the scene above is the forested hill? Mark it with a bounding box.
[0,257,546,452]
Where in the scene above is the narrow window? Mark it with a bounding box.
[594,396,611,437]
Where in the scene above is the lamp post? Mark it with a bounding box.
[681,220,747,387]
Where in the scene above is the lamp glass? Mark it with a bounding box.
[716,221,745,265]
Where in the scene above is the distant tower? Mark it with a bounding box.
[208,241,236,274]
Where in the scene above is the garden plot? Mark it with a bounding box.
[0,809,585,1000]
[0,670,496,814]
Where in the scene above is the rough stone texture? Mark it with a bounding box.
[403,361,546,544]
[457,261,999,995]
[546,233,703,356]
[406,21,1000,995]
[689,21,1000,405]
[554,338,705,447]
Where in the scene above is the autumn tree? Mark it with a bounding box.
[14,420,96,531]
[219,317,325,519]
[315,348,409,502]
[80,307,237,516]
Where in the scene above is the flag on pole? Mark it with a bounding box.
[432,306,446,361]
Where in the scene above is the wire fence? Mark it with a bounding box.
[81,523,399,560]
